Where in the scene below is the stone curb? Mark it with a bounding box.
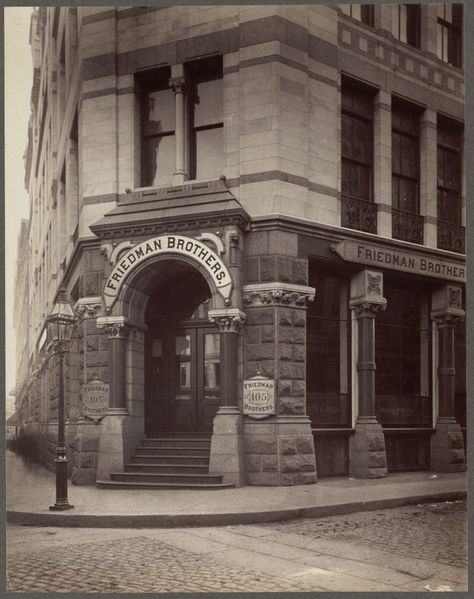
[6,490,466,528]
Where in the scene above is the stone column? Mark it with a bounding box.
[208,309,246,486]
[95,316,131,480]
[349,269,388,478]
[430,284,465,472]
[374,91,392,238]
[170,67,186,185]
[242,282,317,486]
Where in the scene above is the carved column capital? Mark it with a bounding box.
[96,316,130,339]
[243,283,315,308]
[208,309,246,333]
[350,300,387,318]
[169,76,185,94]
[431,312,465,329]
[74,297,103,321]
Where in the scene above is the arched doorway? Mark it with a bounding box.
[143,261,221,435]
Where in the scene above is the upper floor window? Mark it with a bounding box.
[137,56,223,188]
[392,99,420,214]
[393,4,420,48]
[437,116,464,253]
[436,4,462,67]
[340,4,374,26]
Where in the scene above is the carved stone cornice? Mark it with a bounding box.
[74,297,103,320]
[243,283,315,308]
[96,316,130,339]
[208,309,246,333]
[350,301,387,318]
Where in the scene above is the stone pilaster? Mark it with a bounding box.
[95,316,131,481]
[242,282,317,486]
[374,91,392,238]
[430,284,466,472]
[420,109,438,247]
[349,269,388,478]
[169,65,186,184]
[208,309,246,486]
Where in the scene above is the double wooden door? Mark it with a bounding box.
[145,326,221,433]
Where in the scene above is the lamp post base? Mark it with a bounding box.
[49,502,74,511]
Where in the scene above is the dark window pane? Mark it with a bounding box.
[341,114,353,157]
[352,118,371,163]
[144,88,175,134]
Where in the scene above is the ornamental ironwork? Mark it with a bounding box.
[392,208,424,244]
[341,195,377,234]
[437,220,465,254]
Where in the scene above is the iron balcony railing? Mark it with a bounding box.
[341,195,377,234]
[392,207,424,244]
[437,219,465,254]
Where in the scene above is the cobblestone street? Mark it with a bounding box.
[7,501,467,593]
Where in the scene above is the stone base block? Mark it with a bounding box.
[209,408,246,486]
[431,418,466,472]
[72,467,97,486]
[243,415,317,486]
[349,419,387,478]
[96,413,130,481]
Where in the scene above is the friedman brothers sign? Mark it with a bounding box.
[104,235,233,311]
[332,241,465,282]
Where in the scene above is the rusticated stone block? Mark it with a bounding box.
[293,311,306,328]
[245,455,261,472]
[448,433,464,449]
[247,308,274,326]
[86,335,99,352]
[246,343,274,361]
[280,437,297,454]
[247,472,279,486]
[297,437,314,454]
[278,397,305,415]
[261,325,275,342]
[245,257,259,282]
[245,326,260,344]
[299,471,317,484]
[244,436,277,454]
[259,362,275,378]
[449,449,465,463]
[261,455,278,471]
[85,319,99,334]
[279,362,305,379]
[293,259,308,284]
[278,308,293,326]
[282,455,315,473]
[367,435,385,452]
[281,473,300,486]
[278,379,292,396]
[99,335,109,351]
[261,256,277,281]
[368,451,387,468]
[277,256,293,282]
[278,343,292,361]
[279,327,305,344]
[292,381,305,397]
[293,346,305,362]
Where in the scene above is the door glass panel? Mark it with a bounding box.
[175,334,191,394]
[203,333,220,390]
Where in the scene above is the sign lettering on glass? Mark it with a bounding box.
[243,375,275,419]
[82,380,109,421]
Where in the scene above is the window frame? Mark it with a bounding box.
[437,116,463,225]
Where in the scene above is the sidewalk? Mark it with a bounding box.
[6,451,466,528]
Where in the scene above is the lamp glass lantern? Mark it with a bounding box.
[47,286,76,347]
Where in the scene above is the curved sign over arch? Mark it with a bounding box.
[103,234,233,312]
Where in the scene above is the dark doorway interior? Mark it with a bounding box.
[144,262,220,434]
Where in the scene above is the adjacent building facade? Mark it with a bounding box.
[15,4,466,487]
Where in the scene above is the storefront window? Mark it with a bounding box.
[307,269,350,427]
[375,282,431,426]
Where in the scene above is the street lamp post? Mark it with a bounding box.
[47,285,77,511]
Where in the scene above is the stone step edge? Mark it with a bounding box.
[112,471,222,480]
[132,454,210,459]
[96,480,235,489]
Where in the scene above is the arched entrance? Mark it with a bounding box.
[144,261,221,434]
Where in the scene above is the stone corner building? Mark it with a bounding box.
[15,4,466,489]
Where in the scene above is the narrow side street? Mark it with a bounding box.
[7,500,467,593]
